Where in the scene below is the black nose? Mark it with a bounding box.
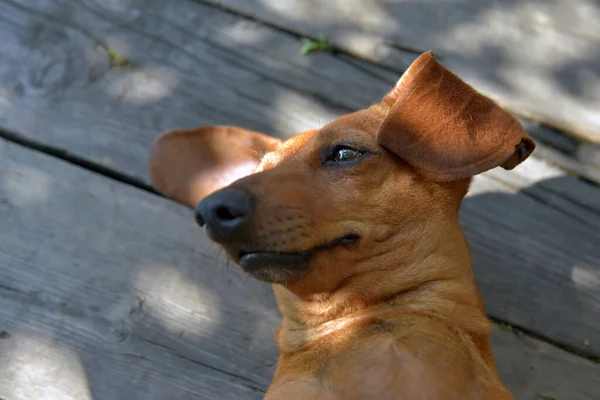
[195,188,255,241]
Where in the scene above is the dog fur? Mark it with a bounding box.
[148,51,534,399]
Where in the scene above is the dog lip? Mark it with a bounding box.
[235,233,359,283]
[237,233,360,262]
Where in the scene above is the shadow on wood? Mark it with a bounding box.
[0,1,599,398]
[1,139,599,400]
[203,0,600,142]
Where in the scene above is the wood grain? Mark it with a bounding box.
[1,139,598,399]
[0,0,599,358]
[0,137,278,399]
[0,291,265,400]
[1,0,588,181]
[491,326,599,400]
[200,0,600,143]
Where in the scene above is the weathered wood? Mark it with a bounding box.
[0,292,265,400]
[0,137,278,399]
[464,162,600,357]
[577,143,600,169]
[1,0,600,357]
[1,139,599,399]
[534,144,600,184]
[491,327,600,400]
[0,0,379,175]
[201,0,600,144]
[1,0,590,182]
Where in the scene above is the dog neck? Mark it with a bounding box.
[272,223,492,358]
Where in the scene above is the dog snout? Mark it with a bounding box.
[195,188,255,242]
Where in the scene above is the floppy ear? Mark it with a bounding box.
[376,51,535,182]
[148,126,281,208]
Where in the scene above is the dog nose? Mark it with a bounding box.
[195,188,255,241]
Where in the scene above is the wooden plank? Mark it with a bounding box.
[0,141,600,400]
[0,0,599,358]
[1,138,599,399]
[578,143,600,168]
[201,0,600,143]
[0,0,593,180]
[0,0,385,182]
[0,138,277,399]
[0,291,265,400]
[464,164,600,357]
[491,327,600,400]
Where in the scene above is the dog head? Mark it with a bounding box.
[149,51,534,295]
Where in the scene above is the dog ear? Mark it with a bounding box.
[376,51,535,182]
[149,126,281,207]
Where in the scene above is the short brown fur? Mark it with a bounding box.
[148,52,534,399]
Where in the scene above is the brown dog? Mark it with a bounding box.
[149,51,534,399]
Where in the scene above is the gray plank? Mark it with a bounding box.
[491,327,600,400]
[0,0,385,176]
[0,0,594,179]
[464,165,600,358]
[1,138,599,399]
[0,0,599,358]
[578,143,600,168]
[0,291,264,400]
[202,0,600,143]
[0,138,277,399]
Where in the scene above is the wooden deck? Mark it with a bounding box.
[0,0,598,399]
[205,0,600,145]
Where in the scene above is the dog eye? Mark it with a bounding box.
[330,147,363,163]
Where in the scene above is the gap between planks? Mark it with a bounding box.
[2,0,598,186]
[1,0,599,359]
[1,136,599,400]
[0,125,598,366]
[186,0,600,183]
[191,0,600,145]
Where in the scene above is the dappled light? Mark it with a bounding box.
[241,0,600,140]
[0,0,599,398]
[2,165,52,206]
[572,265,600,290]
[270,90,342,137]
[105,67,179,104]
[259,0,398,34]
[439,1,600,130]
[0,333,93,400]
[85,0,143,22]
[503,155,565,182]
[0,83,13,113]
[133,263,221,338]
[215,20,269,47]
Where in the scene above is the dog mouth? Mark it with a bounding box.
[234,233,360,284]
